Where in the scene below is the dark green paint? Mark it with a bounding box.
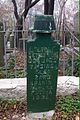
[34,15,56,32]
[26,15,60,113]
[30,15,56,33]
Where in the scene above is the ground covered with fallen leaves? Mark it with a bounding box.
[53,93,80,120]
[0,93,80,120]
[0,97,26,120]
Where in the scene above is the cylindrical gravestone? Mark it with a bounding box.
[26,15,60,118]
[0,22,4,67]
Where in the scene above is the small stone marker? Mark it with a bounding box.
[26,15,60,119]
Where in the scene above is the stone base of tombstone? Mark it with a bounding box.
[27,110,55,120]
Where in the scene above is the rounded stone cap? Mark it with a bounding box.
[31,15,56,33]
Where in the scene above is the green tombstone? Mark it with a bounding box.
[26,15,60,113]
[0,22,4,67]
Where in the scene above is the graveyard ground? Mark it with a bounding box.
[0,50,80,119]
[0,92,79,120]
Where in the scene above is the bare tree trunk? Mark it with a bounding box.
[44,0,55,15]
[48,0,55,15]
[44,0,49,14]
[12,0,40,49]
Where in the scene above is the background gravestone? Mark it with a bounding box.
[10,33,14,48]
[26,15,60,113]
[0,22,4,67]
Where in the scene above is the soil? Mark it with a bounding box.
[0,93,79,120]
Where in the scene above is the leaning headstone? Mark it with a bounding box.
[0,21,4,67]
[26,15,60,119]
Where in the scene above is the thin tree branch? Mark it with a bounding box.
[56,0,68,39]
[25,0,33,10]
[58,0,67,9]
[23,0,40,19]
[12,0,19,20]
[27,0,40,9]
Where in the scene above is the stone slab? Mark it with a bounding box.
[57,76,79,96]
[0,76,79,120]
[0,76,79,99]
[27,110,54,120]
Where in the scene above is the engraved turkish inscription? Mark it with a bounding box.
[28,46,58,101]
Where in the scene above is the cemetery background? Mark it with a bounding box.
[0,0,80,119]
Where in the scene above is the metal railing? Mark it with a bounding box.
[59,23,79,76]
[0,20,79,78]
